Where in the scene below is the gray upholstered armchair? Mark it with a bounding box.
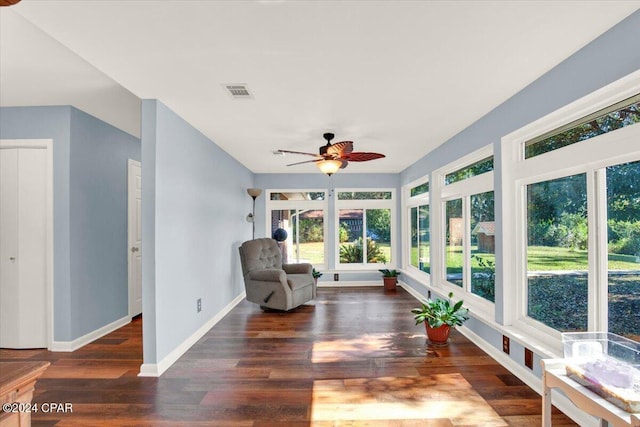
[238,238,316,311]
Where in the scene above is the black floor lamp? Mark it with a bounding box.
[246,188,262,240]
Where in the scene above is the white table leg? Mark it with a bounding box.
[542,369,552,427]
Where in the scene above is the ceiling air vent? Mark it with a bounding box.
[224,84,253,99]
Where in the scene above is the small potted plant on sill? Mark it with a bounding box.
[312,268,323,286]
[378,268,400,291]
[411,292,469,345]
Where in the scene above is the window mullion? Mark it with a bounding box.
[295,209,301,263]
[593,169,609,332]
[362,209,368,265]
[463,196,471,292]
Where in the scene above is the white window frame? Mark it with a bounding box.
[432,144,495,320]
[500,70,640,350]
[265,189,329,269]
[335,188,396,270]
[402,176,430,279]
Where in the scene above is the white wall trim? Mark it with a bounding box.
[138,291,246,377]
[317,280,382,288]
[402,284,597,427]
[399,280,425,300]
[51,315,130,352]
[458,327,598,427]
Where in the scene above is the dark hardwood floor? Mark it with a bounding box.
[1,287,577,426]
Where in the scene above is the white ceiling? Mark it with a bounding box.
[2,1,639,174]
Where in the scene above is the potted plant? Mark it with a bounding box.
[378,268,400,291]
[411,292,469,345]
[312,268,323,285]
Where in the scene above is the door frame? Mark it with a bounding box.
[127,158,142,318]
[0,139,54,350]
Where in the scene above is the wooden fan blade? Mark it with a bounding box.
[286,159,322,167]
[326,141,353,156]
[340,152,385,162]
[339,160,349,169]
[278,149,321,158]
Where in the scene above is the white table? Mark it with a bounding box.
[541,359,640,427]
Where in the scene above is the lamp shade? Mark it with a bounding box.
[317,160,342,176]
[247,188,262,199]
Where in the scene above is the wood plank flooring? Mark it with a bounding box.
[0,287,577,426]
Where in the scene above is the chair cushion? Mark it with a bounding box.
[240,238,283,272]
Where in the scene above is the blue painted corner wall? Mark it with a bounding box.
[0,105,140,343]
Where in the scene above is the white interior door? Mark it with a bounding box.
[128,159,142,317]
[0,146,48,348]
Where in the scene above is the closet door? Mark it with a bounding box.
[0,147,47,348]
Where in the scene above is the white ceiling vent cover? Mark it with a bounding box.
[224,84,253,99]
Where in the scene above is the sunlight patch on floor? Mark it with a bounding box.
[310,374,507,426]
[311,333,430,363]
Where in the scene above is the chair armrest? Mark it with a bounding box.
[283,263,313,275]
[249,269,285,282]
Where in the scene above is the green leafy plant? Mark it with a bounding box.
[339,237,387,263]
[471,254,495,302]
[378,268,400,277]
[312,268,323,279]
[411,292,469,328]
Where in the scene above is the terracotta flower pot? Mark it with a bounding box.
[426,324,451,344]
[382,276,397,291]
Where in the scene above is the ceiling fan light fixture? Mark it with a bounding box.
[317,159,342,176]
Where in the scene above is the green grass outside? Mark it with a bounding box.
[444,245,638,273]
[445,246,495,274]
[295,242,640,271]
[527,246,638,271]
[410,245,430,265]
[295,241,391,264]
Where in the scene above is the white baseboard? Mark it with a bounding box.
[51,315,130,352]
[398,281,424,299]
[401,283,597,426]
[458,327,597,427]
[317,281,381,288]
[138,291,246,377]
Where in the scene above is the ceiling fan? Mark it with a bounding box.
[277,133,385,176]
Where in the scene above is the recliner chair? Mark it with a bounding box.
[238,238,316,311]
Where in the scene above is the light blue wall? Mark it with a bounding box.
[0,105,140,342]
[141,101,158,363]
[1,106,72,340]
[400,10,640,371]
[141,100,253,364]
[69,107,141,338]
[255,173,401,273]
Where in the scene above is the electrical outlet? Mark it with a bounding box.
[524,347,534,369]
[502,335,510,354]
[334,273,339,281]
[197,298,202,313]
[427,290,431,299]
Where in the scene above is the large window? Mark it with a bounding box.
[445,199,463,286]
[523,163,640,340]
[526,174,588,331]
[437,146,495,305]
[503,78,640,344]
[524,94,640,159]
[470,191,495,302]
[337,189,395,268]
[267,190,327,267]
[406,180,430,274]
[606,161,640,340]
